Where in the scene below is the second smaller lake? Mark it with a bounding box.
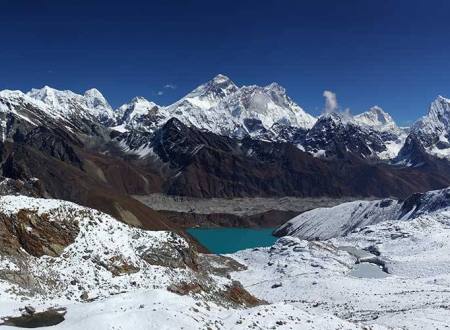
[187,227,277,254]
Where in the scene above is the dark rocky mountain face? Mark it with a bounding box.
[302,113,393,160]
[0,101,170,230]
[1,105,445,212]
[128,118,450,199]
[0,138,171,230]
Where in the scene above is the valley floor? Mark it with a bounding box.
[135,194,358,228]
[134,194,357,216]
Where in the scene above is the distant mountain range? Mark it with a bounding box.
[3,74,449,162]
[1,74,450,225]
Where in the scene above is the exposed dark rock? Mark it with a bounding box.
[1,308,66,328]
[197,254,246,277]
[0,210,79,258]
[139,233,199,270]
[167,282,204,295]
[93,255,140,276]
[144,119,450,199]
[24,306,36,315]
[223,281,265,307]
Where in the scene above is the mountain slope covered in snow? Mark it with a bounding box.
[234,187,450,329]
[0,195,371,330]
[274,186,450,240]
[398,95,450,164]
[115,74,316,139]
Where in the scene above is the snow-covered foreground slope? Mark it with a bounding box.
[2,192,449,329]
[235,187,450,328]
[232,209,450,329]
[274,186,450,240]
[0,195,373,329]
[274,199,401,240]
[8,290,365,330]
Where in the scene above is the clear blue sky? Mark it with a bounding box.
[1,0,450,125]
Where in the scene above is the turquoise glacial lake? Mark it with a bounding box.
[187,227,277,254]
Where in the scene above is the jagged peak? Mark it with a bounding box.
[264,82,286,94]
[319,111,348,123]
[417,95,450,125]
[429,95,450,113]
[354,105,397,130]
[436,95,450,102]
[31,85,54,93]
[115,96,160,126]
[28,85,75,97]
[27,86,80,108]
[200,74,238,92]
[84,88,104,98]
[129,96,156,105]
[28,85,87,103]
[158,117,187,133]
[83,88,112,111]
[165,74,238,112]
[211,73,232,84]
[369,105,386,114]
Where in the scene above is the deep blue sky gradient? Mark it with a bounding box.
[1,0,450,125]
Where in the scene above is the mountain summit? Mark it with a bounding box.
[116,74,316,139]
[27,86,115,125]
[398,95,450,163]
[354,106,400,132]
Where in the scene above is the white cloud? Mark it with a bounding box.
[164,84,176,89]
[157,91,164,96]
[323,90,338,114]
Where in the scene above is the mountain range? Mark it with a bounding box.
[1,74,450,226]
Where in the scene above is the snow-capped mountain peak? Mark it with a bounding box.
[27,85,65,107]
[425,95,450,125]
[26,85,115,125]
[264,82,286,94]
[211,73,233,85]
[353,106,398,132]
[84,88,112,110]
[116,96,160,125]
[321,110,348,122]
[414,95,450,131]
[303,109,406,160]
[215,82,317,132]
[171,74,239,110]
[157,75,316,138]
[398,95,450,161]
